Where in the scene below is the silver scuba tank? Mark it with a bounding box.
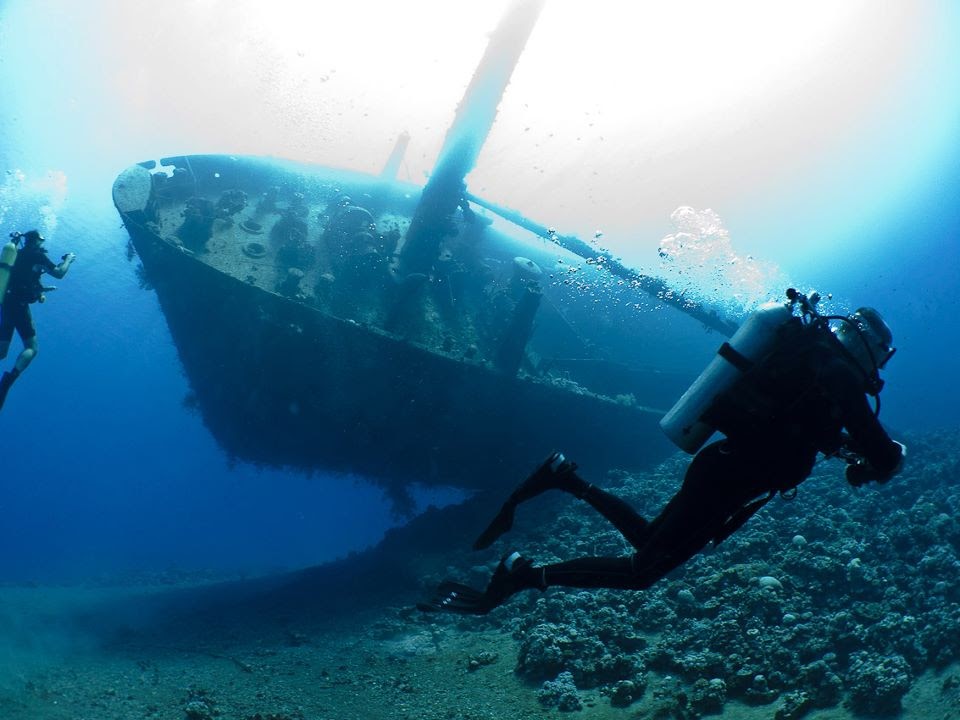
[660,301,793,453]
[0,238,18,301]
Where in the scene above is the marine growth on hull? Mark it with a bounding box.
[146,163,548,381]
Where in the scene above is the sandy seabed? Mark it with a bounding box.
[0,580,957,720]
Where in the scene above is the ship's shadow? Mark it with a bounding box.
[70,490,542,649]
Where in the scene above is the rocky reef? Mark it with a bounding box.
[417,429,960,717]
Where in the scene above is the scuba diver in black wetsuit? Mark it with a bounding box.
[419,290,907,614]
[0,230,76,411]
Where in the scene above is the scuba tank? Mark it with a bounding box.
[660,300,793,453]
[0,234,19,301]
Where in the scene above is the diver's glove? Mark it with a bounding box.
[845,441,906,487]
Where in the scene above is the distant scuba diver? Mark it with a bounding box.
[419,289,906,614]
[0,230,76,411]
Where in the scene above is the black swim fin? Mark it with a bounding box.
[474,452,577,550]
[417,581,491,615]
[473,502,516,550]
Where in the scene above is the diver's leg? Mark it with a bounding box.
[535,526,715,591]
[471,456,724,599]
[476,452,652,549]
[540,556,652,590]
[427,548,672,613]
[0,306,13,361]
[578,484,651,550]
[438,442,774,610]
[13,308,38,373]
[14,335,38,373]
[535,478,726,593]
[423,543,702,613]
[532,461,733,594]
[629,443,735,556]
[469,550,682,605]
[0,313,26,408]
[620,440,770,578]
[532,443,741,557]
[525,442,753,596]
[521,451,770,553]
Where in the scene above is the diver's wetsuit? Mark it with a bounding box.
[0,242,60,410]
[532,324,903,592]
[0,242,56,346]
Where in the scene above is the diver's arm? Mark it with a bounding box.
[823,358,904,484]
[844,440,906,487]
[47,253,75,280]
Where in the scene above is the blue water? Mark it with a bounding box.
[1,2,958,584]
[0,187,411,581]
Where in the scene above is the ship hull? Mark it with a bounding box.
[114,155,675,502]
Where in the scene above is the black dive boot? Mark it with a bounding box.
[482,551,543,607]
[473,452,584,550]
[0,369,20,411]
[417,552,543,615]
